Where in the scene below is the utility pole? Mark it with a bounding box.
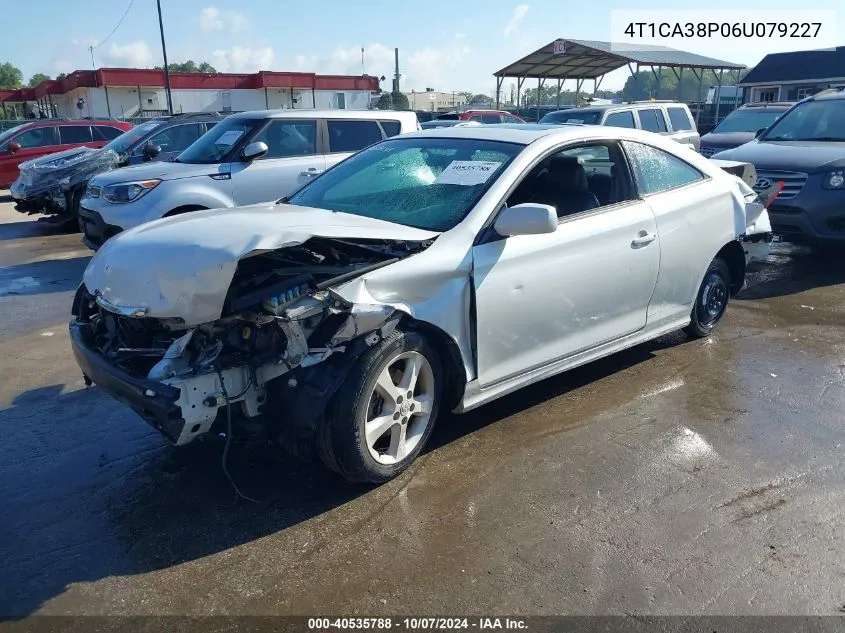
[361,47,365,75]
[157,0,173,114]
[392,48,400,93]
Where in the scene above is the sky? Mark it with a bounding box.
[1,0,843,95]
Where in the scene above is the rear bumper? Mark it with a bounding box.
[78,205,122,250]
[69,320,185,441]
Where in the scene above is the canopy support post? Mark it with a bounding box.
[692,69,704,127]
[495,76,504,109]
[714,68,724,126]
[734,69,742,109]
[536,76,546,121]
[575,78,583,106]
[650,66,662,100]
[556,78,562,108]
[595,73,605,92]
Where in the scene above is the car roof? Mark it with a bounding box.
[738,102,795,109]
[809,88,845,101]
[232,109,417,120]
[406,122,643,144]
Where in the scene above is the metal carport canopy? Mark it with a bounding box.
[494,38,745,110]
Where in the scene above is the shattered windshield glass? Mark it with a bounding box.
[287,137,522,231]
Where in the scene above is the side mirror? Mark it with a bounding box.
[142,142,161,160]
[241,141,268,162]
[494,203,558,237]
[7,141,21,154]
[754,128,766,139]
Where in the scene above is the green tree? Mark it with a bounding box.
[376,92,410,110]
[28,73,51,87]
[155,60,218,73]
[56,73,68,81]
[620,69,741,102]
[0,62,23,89]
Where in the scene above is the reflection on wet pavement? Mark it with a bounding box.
[3,202,845,616]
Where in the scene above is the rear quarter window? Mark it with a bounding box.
[379,120,402,137]
[327,120,383,153]
[93,125,123,141]
[667,107,694,132]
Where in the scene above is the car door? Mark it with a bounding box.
[620,140,714,321]
[0,126,59,186]
[471,140,661,388]
[229,118,324,204]
[665,106,700,150]
[324,119,385,169]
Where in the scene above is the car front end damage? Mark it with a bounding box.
[70,233,433,446]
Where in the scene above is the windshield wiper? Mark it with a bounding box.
[766,136,845,142]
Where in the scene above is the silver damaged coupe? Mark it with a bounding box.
[70,125,773,482]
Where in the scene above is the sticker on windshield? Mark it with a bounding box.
[434,160,502,186]
[214,130,245,146]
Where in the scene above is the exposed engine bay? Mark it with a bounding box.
[71,236,432,445]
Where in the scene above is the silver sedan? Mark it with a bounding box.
[70,125,772,483]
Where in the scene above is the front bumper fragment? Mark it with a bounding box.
[69,321,185,441]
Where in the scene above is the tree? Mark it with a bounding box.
[0,62,23,89]
[28,73,51,87]
[469,93,491,104]
[56,73,67,81]
[620,68,741,102]
[375,92,409,110]
[155,60,218,74]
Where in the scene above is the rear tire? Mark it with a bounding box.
[317,330,442,483]
[684,258,731,338]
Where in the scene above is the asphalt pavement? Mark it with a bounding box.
[3,192,845,617]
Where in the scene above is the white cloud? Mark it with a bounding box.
[504,4,530,38]
[200,7,248,33]
[211,46,274,72]
[103,41,156,67]
[297,38,471,92]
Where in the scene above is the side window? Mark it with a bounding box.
[481,114,502,124]
[604,111,636,129]
[637,109,668,133]
[667,107,694,132]
[379,120,401,137]
[58,125,93,144]
[253,120,317,158]
[204,121,218,132]
[149,124,202,153]
[93,125,123,141]
[11,127,58,149]
[469,114,483,122]
[622,140,704,195]
[326,120,383,153]
[506,142,635,216]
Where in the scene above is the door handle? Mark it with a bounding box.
[631,230,657,247]
[301,169,324,177]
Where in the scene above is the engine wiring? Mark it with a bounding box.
[215,368,262,504]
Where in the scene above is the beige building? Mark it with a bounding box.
[404,90,467,112]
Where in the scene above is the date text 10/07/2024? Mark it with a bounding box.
[307,617,528,630]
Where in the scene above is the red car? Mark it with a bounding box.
[434,110,525,124]
[0,119,132,188]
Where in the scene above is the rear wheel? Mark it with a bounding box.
[684,258,731,338]
[318,330,442,483]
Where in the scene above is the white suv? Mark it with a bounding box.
[78,109,419,249]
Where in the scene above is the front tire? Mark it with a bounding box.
[318,330,442,483]
[684,257,731,338]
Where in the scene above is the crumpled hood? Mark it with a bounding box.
[714,140,845,172]
[89,160,223,185]
[83,203,439,325]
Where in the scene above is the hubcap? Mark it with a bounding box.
[701,274,727,325]
[365,351,435,465]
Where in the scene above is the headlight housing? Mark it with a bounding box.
[823,170,845,190]
[102,179,161,203]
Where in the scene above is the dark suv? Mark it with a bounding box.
[11,112,221,221]
[699,102,794,157]
[712,89,845,245]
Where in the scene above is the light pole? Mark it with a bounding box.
[157,0,173,114]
